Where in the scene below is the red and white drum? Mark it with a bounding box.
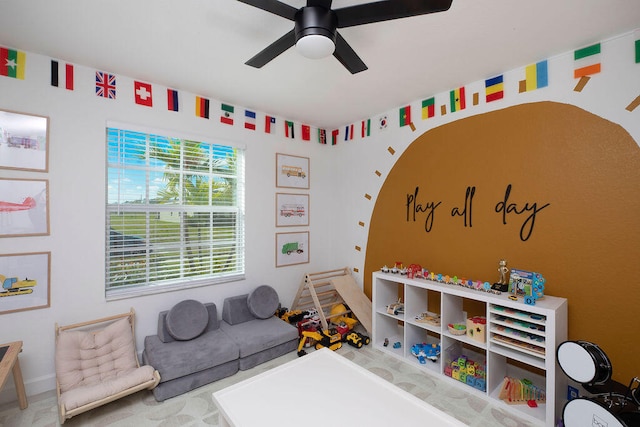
[563,398,630,427]
[557,340,612,386]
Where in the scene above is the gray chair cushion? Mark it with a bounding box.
[247,285,279,319]
[165,300,209,341]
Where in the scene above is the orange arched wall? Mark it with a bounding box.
[364,101,640,384]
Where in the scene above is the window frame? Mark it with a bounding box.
[105,122,245,300]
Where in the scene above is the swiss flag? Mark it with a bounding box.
[134,81,153,107]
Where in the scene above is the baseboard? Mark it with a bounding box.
[0,373,56,406]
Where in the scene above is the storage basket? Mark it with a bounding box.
[448,323,467,335]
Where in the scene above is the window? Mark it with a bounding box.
[106,124,245,299]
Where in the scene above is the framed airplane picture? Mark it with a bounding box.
[0,178,50,237]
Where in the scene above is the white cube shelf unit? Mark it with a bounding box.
[372,271,568,426]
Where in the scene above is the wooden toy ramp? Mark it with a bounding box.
[292,267,372,333]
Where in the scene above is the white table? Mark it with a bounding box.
[213,348,467,427]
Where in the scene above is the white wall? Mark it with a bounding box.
[0,29,638,403]
[0,51,340,401]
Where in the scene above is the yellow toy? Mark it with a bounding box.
[297,328,342,356]
[329,303,359,330]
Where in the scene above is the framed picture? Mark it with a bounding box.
[0,252,51,315]
[0,178,49,237]
[276,153,309,189]
[276,231,309,267]
[276,193,309,227]
[0,109,49,172]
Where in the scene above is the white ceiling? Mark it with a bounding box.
[1,0,639,129]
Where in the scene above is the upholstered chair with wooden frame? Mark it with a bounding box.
[55,308,160,424]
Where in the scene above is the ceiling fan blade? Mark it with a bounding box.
[333,32,368,74]
[236,0,298,20]
[335,0,453,28]
[245,29,296,68]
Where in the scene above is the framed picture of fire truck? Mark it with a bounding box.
[276,193,309,227]
[0,109,49,172]
[276,153,309,189]
[0,252,51,315]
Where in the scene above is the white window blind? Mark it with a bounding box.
[106,126,245,298]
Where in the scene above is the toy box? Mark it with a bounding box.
[443,342,486,392]
[466,316,486,343]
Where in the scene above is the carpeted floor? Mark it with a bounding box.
[0,345,539,427]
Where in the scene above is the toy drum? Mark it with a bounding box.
[557,340,612,386]
[563,397,630,427]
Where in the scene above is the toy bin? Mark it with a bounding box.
[443,342,487,392]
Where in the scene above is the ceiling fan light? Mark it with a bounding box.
[296,34,335,59]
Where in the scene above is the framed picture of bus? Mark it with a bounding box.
[276,153,309,189]
[276,193,309,227]
[276,231,309,267]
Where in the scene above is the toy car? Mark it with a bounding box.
[345,332,371,348]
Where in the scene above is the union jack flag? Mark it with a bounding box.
[95,71,116,99]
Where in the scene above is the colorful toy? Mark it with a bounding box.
[410,342,441,364]
[498,376,546,405]
[414,311,441,326]
[330,303,359,330]
[344,331,371,348]
[297,328,342,356]
[386,299,404,315]
[393,341,401,349]
[444,351,486,391]
[466,316,487,343]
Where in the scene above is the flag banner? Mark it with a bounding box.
[331,129,339,145]
[318,128,326,144]
[51,60,74,90]
[574,43,601,78]
[302,124,311,141]
[379,115,388,129]
[0,47,25,79]
[196,96,210,118]
[285,120,295,138]
[167,89,179,111]
[134,81,153,107]
[244,109,256,130]
[485,75,504,102]
[399,106,411,126]
[221,103,234,125]
[95,71,116,99]
[361,119,371,137]
[344,123,354,140]
[421,98,435,119]
[636,38,640,63]
[265,115,276,134]
[524,60,548,91]
[449,87,466,112]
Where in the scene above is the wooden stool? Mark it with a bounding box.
[0,341,28,409]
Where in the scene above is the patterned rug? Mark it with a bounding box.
[0,345,538,427]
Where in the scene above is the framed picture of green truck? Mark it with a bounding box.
[276,231,309,267]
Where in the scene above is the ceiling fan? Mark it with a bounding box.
[237,0,453,74]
